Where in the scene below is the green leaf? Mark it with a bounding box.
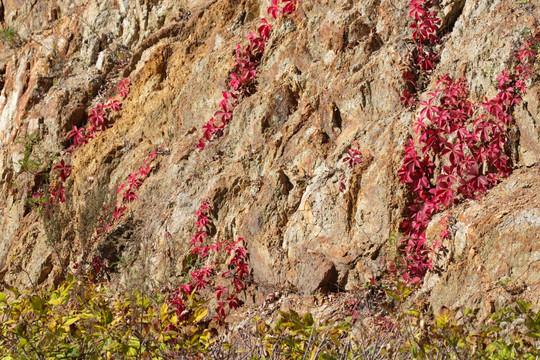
[384,289,401,301]
[330,334,340,347]
[487,326,502,333]
[310,346,319,360]
[188,307,208,323]
[136,295,150,308]
[434,310,452,329]
[100,308,113,325]
[199,329,210,347]
[30,295,45,312]
[405,309,421,317]
[517,300,532,314]
[160,302,169,316]
[18,338,27,348]
[302,312,314,326]
[63,316,80,327]
[128,336,141,351]
[48,295,65,306]
[533,309,540,324]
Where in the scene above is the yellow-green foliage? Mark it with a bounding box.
[0,276,210,359]
[2,276,540,359]
[401,300,540,359]
[255,310,353,360]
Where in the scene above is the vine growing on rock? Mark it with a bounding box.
[169,199,249,323]
[93,151,157,241]
[196,0,302,150]
[400,0,441,107]
[25,78,154,281]
[397,38,538,283]
[72,151,159,280]
[31,79,131,216]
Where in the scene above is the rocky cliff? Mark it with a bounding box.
[0,0,539,320]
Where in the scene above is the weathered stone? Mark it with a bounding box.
[423,167,540,319]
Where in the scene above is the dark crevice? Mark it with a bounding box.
[367,32,383,53]
[0,1,4,24]
[439,0,465,37]
[277,170,293,195]
[320,131,330,144]
[0,65,5,93]
[331,103,342,130]
[37,254,53,284]
[319,264,339,293]
[98,237,126,275]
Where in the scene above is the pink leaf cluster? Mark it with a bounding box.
[397,40,537,283]
[117,78,131,98]
[374,315,396,332]
[169,199,249,322]
[91,256,105,275]
[197,0,302,150]
[53,159,71,182]
[46,159,72,205]
[268,0,302,18]
[339,146,364,193]
[95,152,157,238]
[32,163,69,214]
[343,148,363,169]
[67,79,130,151]
[400,0,441,107]
[48,185,66,205]
[29,191,45,213]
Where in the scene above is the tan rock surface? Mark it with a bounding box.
[423,167,540,318]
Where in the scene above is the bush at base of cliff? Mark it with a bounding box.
[1,276,540,359]
[239,302,540,359]
[0,275,211,359]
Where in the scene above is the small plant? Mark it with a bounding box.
[14,133,59,212]
[255,310,354,359]
[343,147,364,169]
[339,143,366,193]
[67,80,129,151]
[295,175,310,188]
[91,151,157,243]
[402,300,540,358]
[28,192,46,214]
[27,79,131,220]
[15,133,46,174]
[0,27,21,47]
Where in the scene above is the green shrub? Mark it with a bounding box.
[15,133,45,174]
[0,276,211,359]
[0,27,21,47]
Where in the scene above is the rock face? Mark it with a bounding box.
[0,0,539,315]
[423,167,540,317]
